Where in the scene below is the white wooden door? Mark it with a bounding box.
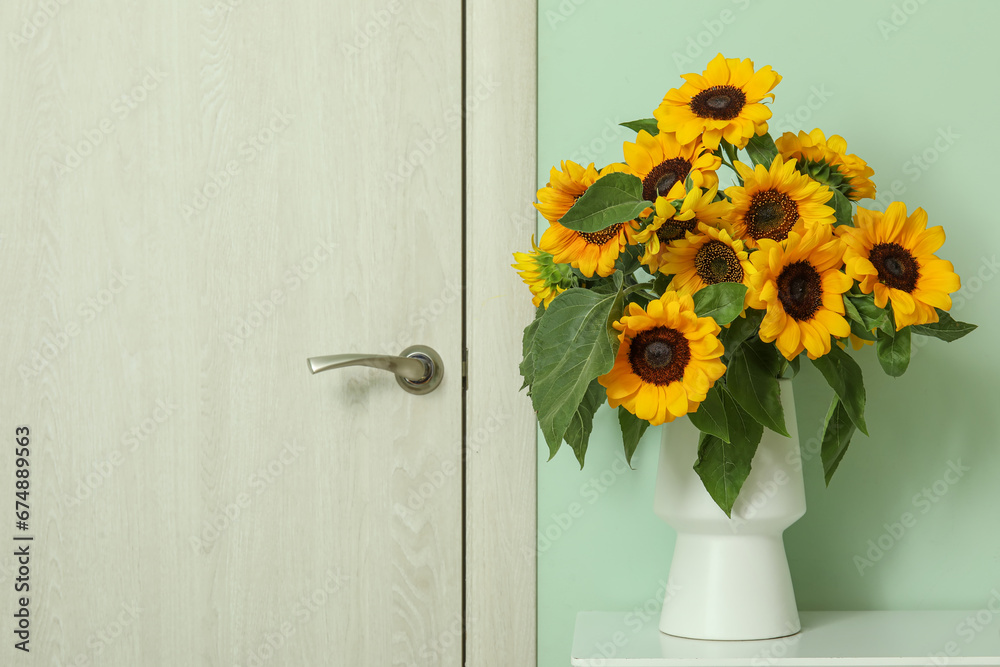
[0,1,467,664]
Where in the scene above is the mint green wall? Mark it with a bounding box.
[536,1,1000,664]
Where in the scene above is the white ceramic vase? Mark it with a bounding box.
[654,378,805,641]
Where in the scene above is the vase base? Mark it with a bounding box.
[659,532,801,641]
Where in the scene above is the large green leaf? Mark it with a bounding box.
[830,189,853,227]
[726,338,789,437]
[810,345,868,436]
[518,306,544,391]
[558,172,649,233]
[692,282,748,326]
[821,396,856,486]
[618,407,650,466]
[564,379,607,468]
[687,384,729,443]
[693,390,763,517]
[531,278,624,457]
[875,325,911,377]
[719,308,765,358]
[745,133,778,168]
[910,309,977,342]
[620,119,658,135]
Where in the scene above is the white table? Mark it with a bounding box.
[572,611,1000,666]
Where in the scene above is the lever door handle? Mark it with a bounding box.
[307,345,444,395]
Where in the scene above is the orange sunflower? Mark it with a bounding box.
[536,161,637,277]
[776,128,876,201]
[599,292,726,425]
[654,54,781,150]
[726,155,835,249]
[623,130,720,204]
[633,186,731,274]
[748,225,853,360]
[840,202,961,329]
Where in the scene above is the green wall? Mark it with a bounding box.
[536,1,1000,664]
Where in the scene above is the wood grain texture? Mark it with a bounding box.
[0,0,464,664]
[464,0,538,665]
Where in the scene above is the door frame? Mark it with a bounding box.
[464,0,538,664]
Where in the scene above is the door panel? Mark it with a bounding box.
[0,0,462,664]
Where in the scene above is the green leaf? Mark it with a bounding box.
[652,272,672,296]
[687,385,729,443]
[558,172,649,233]
[726,338,789,437]
[782,353,801,378]
[615,243,644,276]
[843,297,877,341]
[618,407,650,466]
[719,308,765,358]
[830,189,853,227]
[910,309,977,342]
[875,325,911,377]
[692,282,748,326]
[821,396,856,486]
[531,277,625,457]
[745,133,778,168]
[519,306,544,392]
[693,390,763,517]
[564,379,607,468]
[620,119,658,135]
[847,293,893,335]
[810,345,868,436]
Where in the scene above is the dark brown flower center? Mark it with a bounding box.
[578,223,622,245]
[628,326,691,386]
[642,158,691,202]
[869,242,919,293]
[745,189,799,242]
[655,217,698,244]
[777,261,823,321]
[694,240,743,284]
[689,85,747,121]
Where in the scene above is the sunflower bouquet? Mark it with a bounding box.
[514,54,976,515]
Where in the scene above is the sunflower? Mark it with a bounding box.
[726,155,835,249]
[747,225,853,360]
[511,237,575,308]
[840,202,961,329]
[659,222,754,297]
[654,54,781,150]
[633,186,731,274]
[599,292,726,425]
[775,129,876,201]
[536,162,637,277]
[623,130,720,204]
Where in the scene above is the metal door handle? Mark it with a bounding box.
[307,345,444,395]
